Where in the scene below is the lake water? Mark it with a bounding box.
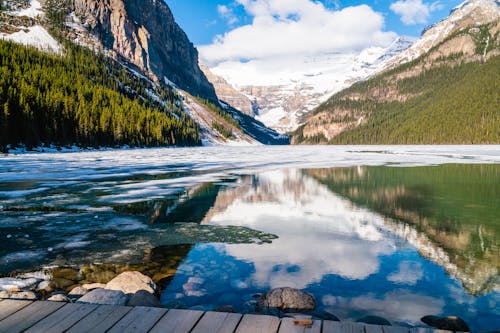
[0,146,499,330]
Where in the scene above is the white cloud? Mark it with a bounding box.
[200,0,397,66]
[390,0,444,25]
[217,4,239,25]
[387,261,423,285]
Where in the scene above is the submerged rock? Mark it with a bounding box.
[77,288,129,306]
[127,290,162,307]
[421,315,470,332]
[105,271,156,294]
[214,305,236,313]
[257,287,316,311]
[356,315,392,326]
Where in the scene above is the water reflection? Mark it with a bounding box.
[306,165,499,295]
[161,167,499,330]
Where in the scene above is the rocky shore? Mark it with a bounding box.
[0,270,471,332]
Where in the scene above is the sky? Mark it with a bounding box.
[165,0,464,67]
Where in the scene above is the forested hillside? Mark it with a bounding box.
[293,19,500,145]
[0,40,201,151]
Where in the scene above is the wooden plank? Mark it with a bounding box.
[191,311,242,333]
[149,309,204,333]
[235,314,281,333]
[277,317,321,333]
[107,306,167,333]
[383,326,411,333]
[0,299,33,321]
[323,321,366,333]
[66,305,132,333]
[0,301,65,333]
[365,323,385,333]
[409,329,452,333]
[24,303,97,333]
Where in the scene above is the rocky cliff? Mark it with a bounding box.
[71,0,217,101]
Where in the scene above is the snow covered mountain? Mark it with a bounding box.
[0,0,288,147]
[207,37,413,133]
[387,0,500,67]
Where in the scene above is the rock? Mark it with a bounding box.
[85,270,116,284]
[48,294,71,302]
[68,286,88,297]
[421,315,470,332]
[81,283,106,290]
[309,310,340,321]
[36,280,54,293]
[258,287,315,311]
[357,315,392,326]
[0,277,39,291]
[52,268,80,281]
[77,289,129,306]
[214,305,235,313]
[105,271,156,295]
[0,291,37,300]
[52,277,75,289]
[127,290,162,308]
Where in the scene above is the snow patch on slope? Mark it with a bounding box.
[14,0,42,18]
[0,25,62,53]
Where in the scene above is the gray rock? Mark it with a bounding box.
[0,290,37,300]
[68,286,88,297]
[126,290,162,307]
[357,315,391,326]
[421,315,470,332]
[77,288,129,306]
[48,294,71,302]
[258,287,315,311]
[105,271,156,294]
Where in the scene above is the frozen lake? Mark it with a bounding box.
[0,145,499,330]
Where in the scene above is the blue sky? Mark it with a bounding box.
[166,0,463,46]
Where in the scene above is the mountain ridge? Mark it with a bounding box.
[292,0,500,144]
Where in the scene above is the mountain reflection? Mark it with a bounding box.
[306,165,499,295]
[163,167,498,329]
[203,169,396,286]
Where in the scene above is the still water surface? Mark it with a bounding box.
[0,146,498,330]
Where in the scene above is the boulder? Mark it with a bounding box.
[48,294,71,302]
[105,271,156,294]
[36,280,54,293]
[77,288,128,306]
[81,283,106,290]
[421,315,470,332]
[0,290,37,300]
[258,287,315,311]
[127,290,162,307]
[0,277,39,291]
[68,286,88,297]
[357,315,392,326]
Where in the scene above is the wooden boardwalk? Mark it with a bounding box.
[0,299,452,333]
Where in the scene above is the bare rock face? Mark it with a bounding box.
[72,0,217,101]
[105,271,156,294]
[199,63,255,116]
[258,287,316,311]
